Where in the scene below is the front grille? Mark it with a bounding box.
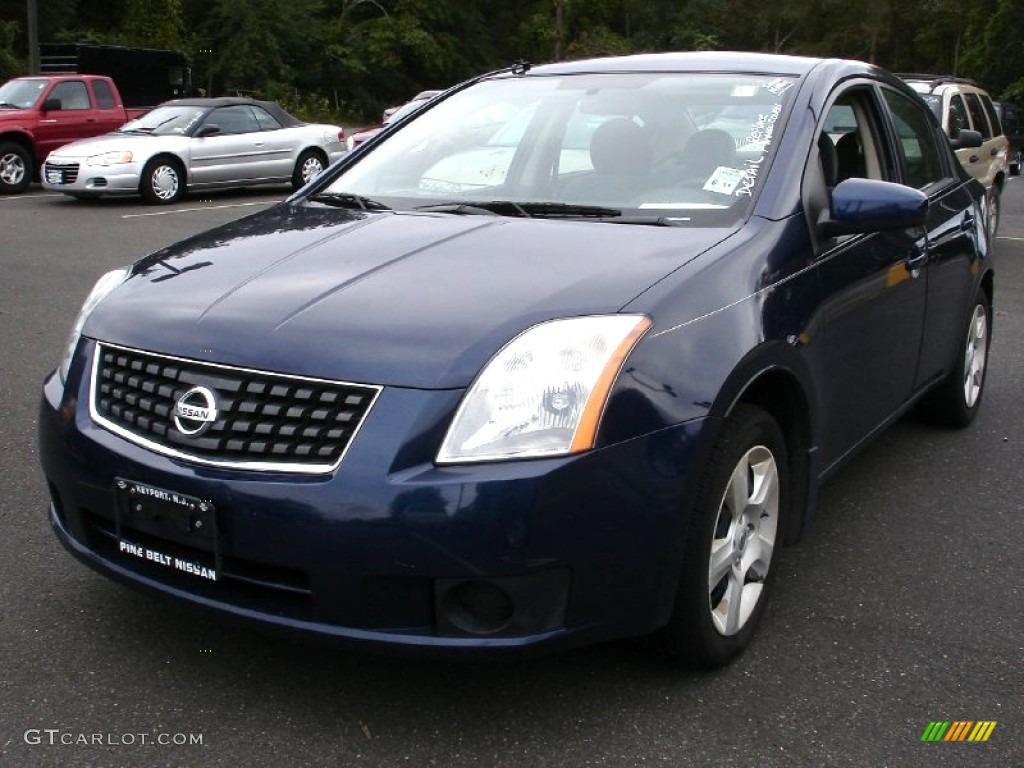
[44,161,79,183]
[90,343,380,473]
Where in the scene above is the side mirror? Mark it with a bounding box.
[41,98,62,112]
[817,178,928,238]
[195,124,221,138]
[949,129,983,149]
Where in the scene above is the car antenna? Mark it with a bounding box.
[511,60,532,76]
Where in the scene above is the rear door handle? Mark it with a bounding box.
[968,155,979,163]
[990,147,998,156]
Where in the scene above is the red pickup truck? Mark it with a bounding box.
[0,74,146,194]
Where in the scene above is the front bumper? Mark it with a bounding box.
[42,158,143,196]
[39,340,707,655]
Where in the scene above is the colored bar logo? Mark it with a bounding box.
[921,721,997,742]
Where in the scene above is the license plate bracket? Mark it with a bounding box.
[113,479,220,582]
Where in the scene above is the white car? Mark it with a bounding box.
[42,97,347,203]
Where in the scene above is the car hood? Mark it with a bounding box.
[85,202,733,388]
[47,132,183,158]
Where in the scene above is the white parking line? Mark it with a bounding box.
[121,201,276,219]
[0,193,63,201]
[998,236,1024,241]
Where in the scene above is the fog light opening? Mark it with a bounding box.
[440,580,515,635]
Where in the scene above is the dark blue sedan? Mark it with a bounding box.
[39,52,994,667]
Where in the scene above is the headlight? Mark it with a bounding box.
[58,267,130,383]
[86,150,134,167]
[437,315,651,463]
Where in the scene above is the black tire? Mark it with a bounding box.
[985,186,1000,241]
[658,404,789,668]
[0,141,32,194]
[292,149,327,190]
[917,287,991,428]
[1010,150,1021,176]
[140,157,185,204]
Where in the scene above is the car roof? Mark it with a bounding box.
[527,51,825,76]
[154,96,304,127]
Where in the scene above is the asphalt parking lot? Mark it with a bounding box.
[2,181,1022,767]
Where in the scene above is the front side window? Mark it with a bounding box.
[206,106,261,135]
[882,90,947,190]
[948,96,969,136]
[819,88,892,188]
[49,81,91,110]
[320,72,799,227]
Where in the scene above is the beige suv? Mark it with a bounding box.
[901,75,1008,239]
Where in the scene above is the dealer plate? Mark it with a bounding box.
[113,479,219,581]
[114,477,218,548]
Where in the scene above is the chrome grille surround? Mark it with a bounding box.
[89,342,381,474]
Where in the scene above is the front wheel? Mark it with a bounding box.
[0,142,32,194]
[917,287,991,427]
[292,149,327,190]
[658,404,788,668]
[140,157,185,204]
[985,186,1000,241]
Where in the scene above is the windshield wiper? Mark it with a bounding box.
[414,201,624,219]
[514,202,622,218]
[0,101,18,108]
[415,201,523,217]
[307,192,391,211]
[596,215,681,226]
[119,127,153,134]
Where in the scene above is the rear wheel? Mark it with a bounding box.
[292,149,327,190]
[917,287,991,427]
[0,142,32,194]
[140,157,185,204]
[658,404,788,668]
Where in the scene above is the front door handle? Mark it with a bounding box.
[968,155,979,163]
[961,213,976,232]
[906,248,927,276]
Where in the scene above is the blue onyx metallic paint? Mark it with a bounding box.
[39,52,993,656]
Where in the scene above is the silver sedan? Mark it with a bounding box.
[42,97,347,204]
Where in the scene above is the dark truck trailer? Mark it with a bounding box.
[39,44,192,108]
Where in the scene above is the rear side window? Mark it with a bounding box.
[980,95,1002,135]
[92,80,115,110]
[963,93,991,139]
[883,89,946,190]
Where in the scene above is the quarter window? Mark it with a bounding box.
[251,105,283,131]
[92,80,116,110]
[882,90,946,190]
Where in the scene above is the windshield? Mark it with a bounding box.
[119,105,206,135]
[0,78,50,108]
[919,94,942,122]
[316,72,798,226]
